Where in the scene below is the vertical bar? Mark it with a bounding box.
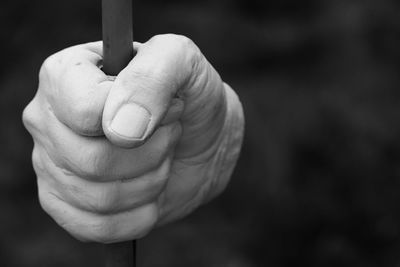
[102,0,134,75]
[102,0,136,266]
[105,242,136,267]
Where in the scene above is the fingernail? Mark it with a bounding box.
[110,103,151,139]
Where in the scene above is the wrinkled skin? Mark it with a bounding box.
[22,34,244,244]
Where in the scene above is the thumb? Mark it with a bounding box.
[102,35,198,148]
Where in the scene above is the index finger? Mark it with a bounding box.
[41,41,112,136]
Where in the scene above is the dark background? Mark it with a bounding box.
[1,0,400,266]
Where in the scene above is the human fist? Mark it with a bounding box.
[22,34,244,243]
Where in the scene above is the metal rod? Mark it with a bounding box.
[102,0,136,266]
[105,242,136,267]
[102,0,134,75]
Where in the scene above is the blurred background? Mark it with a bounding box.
[1,0,400,266]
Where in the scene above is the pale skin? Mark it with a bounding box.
[22,34,244,244]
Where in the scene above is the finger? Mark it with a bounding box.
[38,179,158,243]
[37,144,172,214]
[43,106,181,182]
[42,42,112,136]
[22,92,48,146]
[102,34,202,148]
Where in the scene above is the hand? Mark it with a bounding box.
[22,34,244,243]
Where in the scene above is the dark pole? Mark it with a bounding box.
[102,0,136,266]
[102,0,134,75]
[105,242,136,267]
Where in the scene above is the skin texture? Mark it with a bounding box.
[22,34,244,244]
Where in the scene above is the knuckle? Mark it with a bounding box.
[39,188,118,244]
[65,218,116,244]
[39,54,58,81]
[171,34,200,59]
[40,46,76,78]
[173,35,201,66]
[37,181,118,244]
[147,34,203,87]
[160,34,194,48]
[87,218,117,244]
[31,147,44,173]
[22,100,38,131]
[178,37,202,77]
[153,34,201,63]
[22,98,45,139]
[135,205,159,239]
[85,205,159,243]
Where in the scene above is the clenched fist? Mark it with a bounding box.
[23,34,244,243]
